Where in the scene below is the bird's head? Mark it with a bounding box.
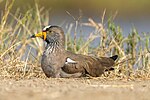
[31,25,65,44]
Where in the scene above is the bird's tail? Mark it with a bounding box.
[110,55,118,61]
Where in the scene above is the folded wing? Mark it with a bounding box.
[62,51,118,77]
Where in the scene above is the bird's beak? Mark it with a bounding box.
[31,32,47,40]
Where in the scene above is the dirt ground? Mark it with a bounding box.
[0,78,149,100]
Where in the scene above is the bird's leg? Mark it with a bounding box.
[60,69,82,78]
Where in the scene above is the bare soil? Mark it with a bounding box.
[0,78,149,100]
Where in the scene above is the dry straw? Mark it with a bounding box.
[0,0,150,80]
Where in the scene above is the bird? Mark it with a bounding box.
[31,25,118,78]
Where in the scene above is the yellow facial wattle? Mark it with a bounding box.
[34,32,47,40]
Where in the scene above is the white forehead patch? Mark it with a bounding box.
[43,25,51,31]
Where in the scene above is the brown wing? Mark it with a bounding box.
[81,56,115,77]
[62,51,116,77]
[98,57,115,69]
[62,51,86,74]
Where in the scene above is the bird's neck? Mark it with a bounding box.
[44,39,65,55]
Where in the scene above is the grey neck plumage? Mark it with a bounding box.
[44,38,65,55]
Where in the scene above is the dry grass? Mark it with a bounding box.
[0,0,150,80]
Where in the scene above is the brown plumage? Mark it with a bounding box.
[31,25,118,78]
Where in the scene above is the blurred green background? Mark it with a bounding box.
[0,0,150,34]
[1,0,150,16]
[0,0,149,71]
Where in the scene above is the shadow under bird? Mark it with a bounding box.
[31,25,118,78]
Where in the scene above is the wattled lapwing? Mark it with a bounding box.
[31,25,118,78]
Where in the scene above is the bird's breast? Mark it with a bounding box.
[42,52,66,68]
